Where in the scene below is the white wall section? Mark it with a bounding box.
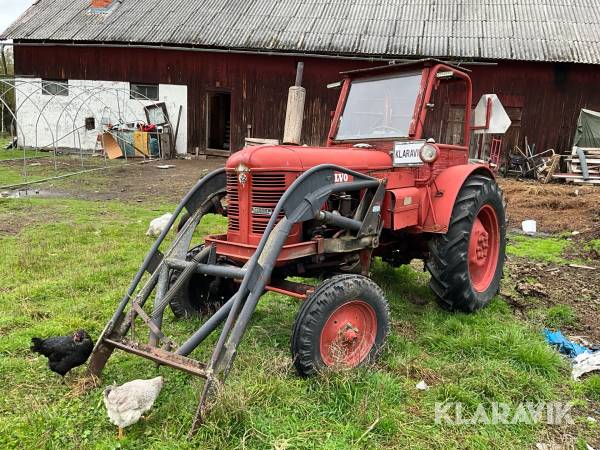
[14,78,188,155]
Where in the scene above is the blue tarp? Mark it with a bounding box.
[544,329,590,358]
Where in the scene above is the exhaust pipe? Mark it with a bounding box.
[283,62,306,145]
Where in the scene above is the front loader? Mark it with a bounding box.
[87,59,509,435]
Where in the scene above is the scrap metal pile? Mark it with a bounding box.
[501,109,600,185]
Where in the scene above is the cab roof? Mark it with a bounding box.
[340,58,471,78]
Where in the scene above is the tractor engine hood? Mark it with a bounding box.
[226,145,392,172]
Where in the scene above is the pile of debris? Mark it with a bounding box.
[502,137,559,183]
[506,144,599,185]
[551,109,600,185]
[502,110,600,185]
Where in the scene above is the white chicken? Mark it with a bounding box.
[146,213,173,237]
[103,376,164,439]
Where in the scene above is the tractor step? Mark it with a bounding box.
[103,338,208,378]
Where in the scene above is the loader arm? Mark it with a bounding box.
[87,164,385,437]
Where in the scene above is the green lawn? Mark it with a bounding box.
[506,234,571,264]
[0,154,125,189]
[0,148,47,161]
[0,198,597,449]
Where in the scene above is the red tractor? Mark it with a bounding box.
[89,59,507,433]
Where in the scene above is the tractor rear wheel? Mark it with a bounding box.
[427,174,506,312]
[291,275,390,377]
[168,245,237,319]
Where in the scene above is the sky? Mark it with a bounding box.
[0,0,34,34]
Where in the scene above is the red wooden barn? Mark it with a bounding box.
[2,0,600,156]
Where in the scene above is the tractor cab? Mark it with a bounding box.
[328,59,510,167]
[329,59,473,147]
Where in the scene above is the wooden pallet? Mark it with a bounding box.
[552,174,600,185]
[560,147,600,185]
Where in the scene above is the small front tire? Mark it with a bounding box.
[291,275,390,377]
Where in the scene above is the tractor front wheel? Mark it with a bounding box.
[291,275,390,377]
[427,174,506,312]
[168,245,237,319]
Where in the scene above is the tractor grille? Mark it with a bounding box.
[251,173,286,234]
[226,172,240,231]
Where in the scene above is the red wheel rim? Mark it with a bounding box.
[319,300,377,367]
[468,204,500,293]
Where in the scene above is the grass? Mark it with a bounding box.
[0,148,46,160]
[0,134,131,189]
[582,375,600,402]
[0,198,598,449]
[0,154,127,189]
[545,305,577,329]
[506,234,571,264]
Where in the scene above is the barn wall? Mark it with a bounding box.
[14,45,373,153]
[463,62,600,155]
[14,45,600,155]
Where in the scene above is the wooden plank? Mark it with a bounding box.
[552,173,600,180]
[567,158,600,164]
[102,132,123,160]
[570,161,600,166]
[245,137,280,146]
[569,264,597,270]
[571,179,600,185]
[202,148,230,157]
[569,161,600,167]
[543,154,561,184]
[570,164,600,170]
[576,147,600,152]
[569,167,600,175]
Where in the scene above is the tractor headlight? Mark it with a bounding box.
[419,143,439,164]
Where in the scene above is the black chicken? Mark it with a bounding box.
[30,330,94,376]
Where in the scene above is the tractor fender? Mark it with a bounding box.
[425,164,494,233]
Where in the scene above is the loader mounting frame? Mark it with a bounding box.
[87,165,385,437]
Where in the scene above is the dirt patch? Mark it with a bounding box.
[0,214,30,235]
[564,231,600,262]
[502,257,600,344]
[2,156,225,203]
[0,208,60,236]
[498,178,600,234]
[4,158,598,233]
[71,158,225,202]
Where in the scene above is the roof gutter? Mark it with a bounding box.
[6,40,498,66]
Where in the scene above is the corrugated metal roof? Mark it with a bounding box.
[3,0,600,65]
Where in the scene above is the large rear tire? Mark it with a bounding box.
[291,275,390,377]
[426,174,506,312]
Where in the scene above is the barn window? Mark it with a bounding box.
[41,80,69,96]
[130,83,159,101]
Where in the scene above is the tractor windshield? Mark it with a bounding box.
[335,72,422,141]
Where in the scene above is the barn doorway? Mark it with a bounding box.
[206,91,231,154]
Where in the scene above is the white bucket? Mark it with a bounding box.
[522,220,537,235]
